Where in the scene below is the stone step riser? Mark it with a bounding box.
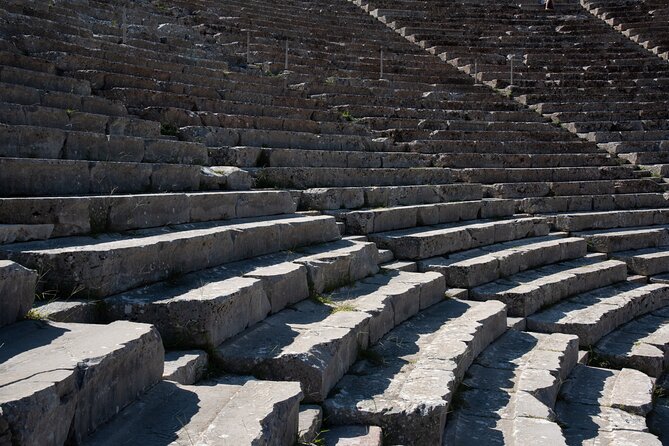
[0,260,37,327]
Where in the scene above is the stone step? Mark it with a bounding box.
[0,157,212,196]
[0,214,340,299]
[574,225,669,252]
[418,234,587,288]
[470,254,628,317]
[0,320,163,445]
[369,216,550,260]
[0,123,208,165]
[613,246,669,275]
[298,405,323,444]
[548,208,669,232]
[0,101,159,137]
[527,280,669,347]
[0,190,297,239]
[322,426,383,446]
[102,239,379,349]
[485,178,666,199]
[83,377,302,446]
[443,330,579,446]
[297,183,483,211]
[323,298,507,445]
[0,260,37,328]
[248,166,456,188]
[162,350,209,385]
[593,306,669,378]
[333,198,515,235]
[556,365,660,445]
[517,193,669,214]
[214,270,446,403]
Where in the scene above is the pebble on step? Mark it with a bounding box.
[82,377,302,446]
[323,299,506,445]
[0,320,164,445]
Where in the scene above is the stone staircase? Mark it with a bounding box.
[0,0,668,444]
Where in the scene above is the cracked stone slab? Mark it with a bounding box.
[0,320,164,445]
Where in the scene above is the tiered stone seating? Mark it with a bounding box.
[581,0,669,61]
[354,0,669,181]
[1,0,669,444]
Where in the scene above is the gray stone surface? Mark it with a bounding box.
[163,350,209,385]
[322,425,383,446]
[556,365,660,445]
[0,320,163,445]
[0,260,37,327]
[0,214,340,299]
[83,377,302,446]
[323,299,506,445]
[471,254,627,316]
[215,271,445,402]
[613,246,669,276]
[527,281,669,347]
[575,225,669,253]
[297,404,322,444]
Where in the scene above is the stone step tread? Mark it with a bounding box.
[418,233,587,288]
[574,224,669,252]
[214,270,446,403]
[613,244,669,275]
[322,425,383,446]
[548,208,669,231]
[334,198,516,235]
[470,254,628,316]
[82,377,302,446]
[0,320,163,445]
[527,281,669,346]
[369,216,550,260]
[0,260,37,328]
[0,123,207,165]
[556,365,660,445]
[323,298,507,445]
[102,239,379,348]
[593,306,669,377]
[0,190,297,238]
[162,349,209,385]
[0,214,340,299]
[443,330,579,446]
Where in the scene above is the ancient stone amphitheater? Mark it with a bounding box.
[1,0,669,444]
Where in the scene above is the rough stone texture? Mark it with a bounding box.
[215,271,445,403]
[444,330,578,445]
[0,260,37,327]
[470,254,628,316]
[556,365,660,445]
[83,378,302,446]
[297,405,322,444]
[163,350,209,385]
[0,214,340,299]
[323,299,506,445]
[575,226,669,253]
[418,234,586,288]
[322,426,383,446]
[593,306,669,377]
[613,246,669,276]
[0,320,164,445]
[527,281,669,347]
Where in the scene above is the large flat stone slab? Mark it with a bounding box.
[323,299,506,445]
[83,377,302,446]
[0,320,163,445]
